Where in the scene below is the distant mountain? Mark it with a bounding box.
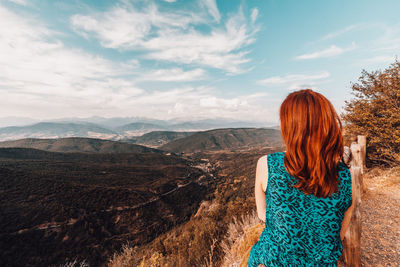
[168,120,261,131]
[0,137,161,153]
[116,122,168,136]
[0,117,277,141]
[123,131,196,147]
[0,116,39,127]
[160,128,283,153]
[48,116,170,129]
[115,120,265,136]
[48,116,269,130]
[0,122,117,141]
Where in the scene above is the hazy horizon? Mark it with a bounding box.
[1,0,399,124]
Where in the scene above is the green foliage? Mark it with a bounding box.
[342,60,400,166]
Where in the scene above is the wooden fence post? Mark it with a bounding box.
[357,135,367,174]
[350,143,362,170]
[342,135,366,267]
[343,166,362,267]
[350,142,366,193]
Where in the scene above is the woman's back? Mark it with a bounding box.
[248,152,352,266]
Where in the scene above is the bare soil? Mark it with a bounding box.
[359,167,400,266]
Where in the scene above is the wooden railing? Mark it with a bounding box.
[342,135,366,267]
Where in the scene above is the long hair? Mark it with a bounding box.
[280,89,344,198]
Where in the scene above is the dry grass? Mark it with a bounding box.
[363,166,400,188]
[108,246,174,267]
[220,211,264,267]
[61,259,89,267]
[108,245,137,267]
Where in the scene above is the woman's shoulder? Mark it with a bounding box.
[257,151,284,165]
[262,151,285,158]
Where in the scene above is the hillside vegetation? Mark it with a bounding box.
[123,131,195,147]
[0,122,117,141]
[0,137,161,154]
[108,146,284,266]
[160,128,282,153]
[0,147,213,266]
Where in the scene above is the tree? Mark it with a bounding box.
[342,60,400,166]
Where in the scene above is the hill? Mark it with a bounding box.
[108,146,284,266]
[114,119,265,136]
[115,122,168,135]
[0,147,214,266]
[123,131,196,147]
[0,122,117,141]
[0,137,161,154]
[160,128,283,153]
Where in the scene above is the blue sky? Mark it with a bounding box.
[1,0,399,124]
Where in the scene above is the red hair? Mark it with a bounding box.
[280,89,344,198]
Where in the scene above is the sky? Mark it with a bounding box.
[1,0,400,125]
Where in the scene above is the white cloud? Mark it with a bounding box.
[257,71,330,90]
[139,68,206,82]
[295,43,357,60]
[0,4,271,121]
[0,5,143,116]
[6,0,28,6]
[320,25,360,41]
[164,0,177,2]
[251,8,258,23]
[371,24,400,52]
[258,71,330,85]
[71,2,257,74]
[363,55,397,64]
[201,0,221,22]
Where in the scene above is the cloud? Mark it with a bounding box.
[257,71,330,90]
[201,0,220,22]
[71,2,257,74]
[363,55,398,64]
[139,68,206,82]
[6,0,28,6]
[250,8,258,23]
[0,5,143,117]
[0,4,271,122]
[370,23,400,53]
[320,24,360,41]
[295,43,356,60]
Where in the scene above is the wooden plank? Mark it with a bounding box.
[350,142,366,193]
[357,135,367,173]
[343,166,362,267]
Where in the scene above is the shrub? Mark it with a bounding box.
[220,211,263,267]
[342,60,400,166]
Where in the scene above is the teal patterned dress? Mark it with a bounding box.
[248,152,352,267]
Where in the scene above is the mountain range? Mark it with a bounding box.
[0,128,283,154]
[0,124,284,266]
[0,117,274,141]
[0,137,161,154]
[160,128,283,153]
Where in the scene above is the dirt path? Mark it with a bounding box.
[360,167,400,266]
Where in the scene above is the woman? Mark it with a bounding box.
[248,89,354,266]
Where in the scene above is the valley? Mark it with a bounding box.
[0,126,283,266]
[0,148,213,266]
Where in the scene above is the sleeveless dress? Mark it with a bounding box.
[248,152,352,267]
